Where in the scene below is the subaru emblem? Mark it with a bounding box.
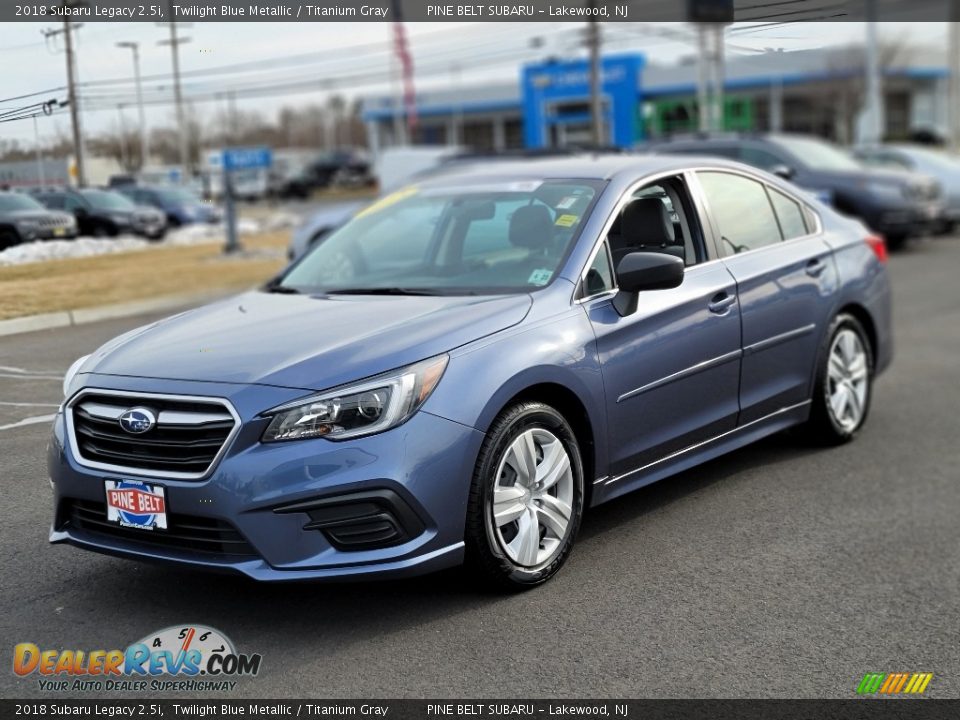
[118,407,156,434]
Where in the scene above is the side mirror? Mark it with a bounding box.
[770,164,795,180]
[612,252,684,316]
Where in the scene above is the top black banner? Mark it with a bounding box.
[2,0,953,23]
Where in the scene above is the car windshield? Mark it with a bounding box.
[279,179,603,295]
[773,136,864,171]
[156,188,199,204]
[80,190,135,210]
[0,193,46,211]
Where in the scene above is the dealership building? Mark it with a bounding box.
[361,47,950,153]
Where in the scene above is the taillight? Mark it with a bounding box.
[865,234,888,264]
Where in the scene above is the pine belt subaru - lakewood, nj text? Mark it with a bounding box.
[49,155,892,589]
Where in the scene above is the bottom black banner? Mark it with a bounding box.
[4,700,960,720]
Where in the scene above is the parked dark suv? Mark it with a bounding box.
[31,188,167,240]
[649,133,942,248]
[0,191,77,249]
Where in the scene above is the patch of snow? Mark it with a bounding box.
[0,210,293,266]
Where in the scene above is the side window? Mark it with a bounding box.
[583,241,615,297]
[698,172,782,257]
[740,146,787,170]
[768,188,809,240]
[606,177,703,268]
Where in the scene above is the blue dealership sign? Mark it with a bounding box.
[222,146,272,171]
[521,54,645,149]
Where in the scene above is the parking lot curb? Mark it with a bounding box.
[0,290,236,339]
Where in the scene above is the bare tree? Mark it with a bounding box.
[825,40,915,144]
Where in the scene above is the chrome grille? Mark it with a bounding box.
[67,390,239,480]
[907,180,941,202]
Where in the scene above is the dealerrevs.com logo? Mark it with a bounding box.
[13,625,262,693]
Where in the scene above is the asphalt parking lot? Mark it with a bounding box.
[1,235,958,700]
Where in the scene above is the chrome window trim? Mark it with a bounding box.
[65,388,242,481]
[575,238,618,304]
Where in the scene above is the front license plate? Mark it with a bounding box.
[105,479,167,531]
[53,227,66,237]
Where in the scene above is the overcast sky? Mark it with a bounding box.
[0,21,947,147]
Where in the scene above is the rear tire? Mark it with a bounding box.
[802,313,874,445]
[464,402,584,591]
[885,233,907,251]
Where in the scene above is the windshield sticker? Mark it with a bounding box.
[555,214,578,228]
[556,196,578,209]
[527,268,553,286]
[354,186,418,219]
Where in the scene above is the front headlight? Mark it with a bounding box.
[261,354,448,442]
[63,354,91,397]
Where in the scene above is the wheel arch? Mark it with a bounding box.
[480,379,601,509]
[836,302,878,364]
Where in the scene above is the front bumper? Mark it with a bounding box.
[48,377,483,581]
[865,201,943,238]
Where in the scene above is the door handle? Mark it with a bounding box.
[708,292,737,314]
[806,258,827,277]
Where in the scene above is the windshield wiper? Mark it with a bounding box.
[324,287,442,296]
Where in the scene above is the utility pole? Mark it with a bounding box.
[116,42,148,170]
[696,25,710,132]
[949,0,960,151]
[117,105,129,170]
[863,0,884,144]
[158,6,191,182]
[32,115,46,187]
[711,24,725,132]
[586,9,604,146]
[43,10,86,187]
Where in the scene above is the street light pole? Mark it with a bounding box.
[116,41,149,170]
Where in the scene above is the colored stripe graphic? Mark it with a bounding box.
[857,673,885,694]
[857,672,932,694]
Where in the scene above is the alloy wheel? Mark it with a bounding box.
[490,428,574,568]
[826,328,869,432]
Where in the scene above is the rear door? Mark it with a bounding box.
[693,170,840,423]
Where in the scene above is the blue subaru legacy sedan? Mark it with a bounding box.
[50,156,892,589]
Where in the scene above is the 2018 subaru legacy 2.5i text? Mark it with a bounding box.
[50,155,892,589]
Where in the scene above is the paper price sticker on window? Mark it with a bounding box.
[527,268,553,286]
[555,214,579,228]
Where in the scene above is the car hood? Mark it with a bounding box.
[85,290,532,390]
[5,209,60,222]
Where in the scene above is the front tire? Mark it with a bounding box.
[803,313,874,445]
[464,402,584,590]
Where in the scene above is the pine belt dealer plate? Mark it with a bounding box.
[105,479,168,531]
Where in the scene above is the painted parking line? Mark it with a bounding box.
[0,414,57,431]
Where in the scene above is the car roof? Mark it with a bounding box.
[411,152,757,187]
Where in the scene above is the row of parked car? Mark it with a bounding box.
[0,184,222,250]
[645,133,956,249]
